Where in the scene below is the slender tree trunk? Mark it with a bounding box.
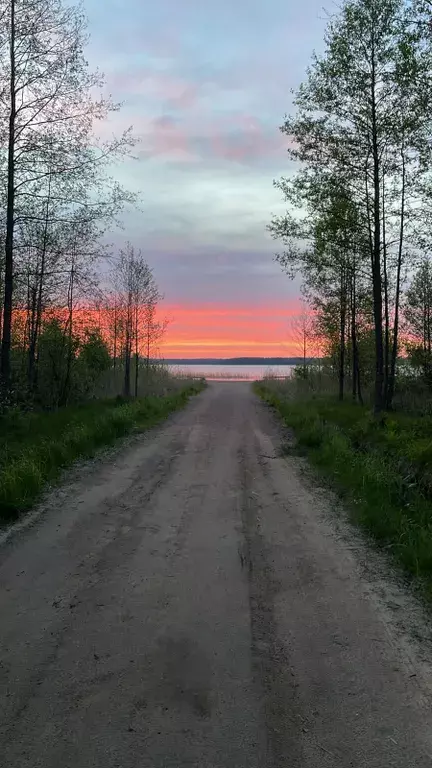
[382,174,390,405]
[134,303,139,398]
[124,331,131,397]
[303,327,307,378]
[370,46,384,413]
[351,263,362,405]
[146,315,150,372]
[31,265,44,390]
[350,279,356,401]
[339,265,346,402]
[387,145,406,409]
[427,296,432,381]
[60,258,75,407]
[22,269,31,374]
[123,294,132,397]
[27,270,38,386]
[0,258,4,344]
[28,174,51,393]
[427,302,431,357]
[351,272,363,405]
[1,0,16,387]
[425,296,430,379]
[113,303,117,370]
[134,352,139,396]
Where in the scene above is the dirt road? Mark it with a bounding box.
[1,383,432,767]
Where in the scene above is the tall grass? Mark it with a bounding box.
[256,378,432,598]
[0,380,205,522]
[93,361,203,398]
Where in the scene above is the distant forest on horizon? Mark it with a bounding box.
[164,357,317,365]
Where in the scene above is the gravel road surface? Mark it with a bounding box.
[1,382,432,767]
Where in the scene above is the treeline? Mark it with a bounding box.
[270,0,432,413]
[0,0,165,410]
[166,358,315,365]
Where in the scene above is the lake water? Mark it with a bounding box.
[169,364,295,381]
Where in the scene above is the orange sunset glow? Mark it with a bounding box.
[160,303,301,358]
[12,302,301,359]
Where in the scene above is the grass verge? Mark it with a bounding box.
[255,380,432,598]
[0,380,205,522]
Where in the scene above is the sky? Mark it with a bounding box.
[84,0,328,357]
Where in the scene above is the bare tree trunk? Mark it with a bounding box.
[427,303,431,357]
[28,174,51,393]
[387,145,406,410]
[371,39,384,414]
[350,279,356,401]
[424,294,431,380]
[303,327,307,378]
[60,259,75,407]
[339,265,346,402]
[27,266,38,385]
[1,0,16,387]
[30,264,44,391]
[146,317,150,372]
[134,303,139,398]
[350,270,363,405]
[382,174,390,406]
[124,332,131,397]
[22,267,31,374]
[0,258,3,344]
[113,302,117,370]
[366,158,382,412]
[123,292,132,397]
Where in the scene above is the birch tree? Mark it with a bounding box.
[270,0,432,411]
[0,0,135,388]
[112,245,163,398]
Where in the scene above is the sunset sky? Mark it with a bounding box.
[84,0,327,357]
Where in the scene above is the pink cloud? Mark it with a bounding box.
[148,115,194,159]
[212,114,288,162]
[139,112,289,164]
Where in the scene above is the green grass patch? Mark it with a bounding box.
[0,381,205,522]
[255,381,432,598]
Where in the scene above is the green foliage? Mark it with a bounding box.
[256,380,432,598]
[36,319,80,407]
[405,343,432,383]
[76,328,112,395]
[270,0,432,412]
[29,320,114,407]
[293,364,309,380]
[79,328,111,376]
[0,380,205,521]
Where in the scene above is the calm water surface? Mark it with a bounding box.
[169,364,294,381]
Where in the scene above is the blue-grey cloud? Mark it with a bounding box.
[84,0,326,309]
